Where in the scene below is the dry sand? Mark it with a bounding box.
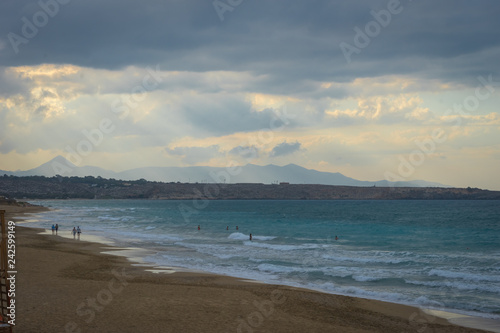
[2,205,495,333]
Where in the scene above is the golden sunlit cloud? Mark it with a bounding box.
[325,94,431,122]
[1,64,499,189]
[10,64,80,79]
[246,93,301,112]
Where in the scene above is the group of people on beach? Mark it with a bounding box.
[72,226,82,240]
[51,224,81,239]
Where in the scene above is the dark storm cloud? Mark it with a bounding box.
[177,97,293,136]
[270,141,302,157]
[229,145,260,159]
[1,0,500,87]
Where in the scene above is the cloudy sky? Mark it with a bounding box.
[1,0,500,189]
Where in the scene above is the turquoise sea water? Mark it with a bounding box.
[24,199,500,319]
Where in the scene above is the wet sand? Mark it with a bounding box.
[2,205,497,333]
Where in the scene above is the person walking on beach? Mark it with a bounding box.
[51,224,55,235]
[55,224,59,235]
[72,227,77,239]
[77,226,81,240]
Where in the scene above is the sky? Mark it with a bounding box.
[1,0,500,190]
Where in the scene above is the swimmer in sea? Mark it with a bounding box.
[249,233,252,241]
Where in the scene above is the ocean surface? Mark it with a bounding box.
[22,199,500,320]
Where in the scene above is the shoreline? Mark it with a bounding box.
[3,205,499,332]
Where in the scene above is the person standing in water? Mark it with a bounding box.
[249,233,252,241]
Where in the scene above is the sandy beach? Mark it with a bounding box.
[2,204,496,333]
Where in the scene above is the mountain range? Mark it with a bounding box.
[0,156,449,188]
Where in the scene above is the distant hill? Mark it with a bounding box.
[0,155,450,188]
[0,176,497,200]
